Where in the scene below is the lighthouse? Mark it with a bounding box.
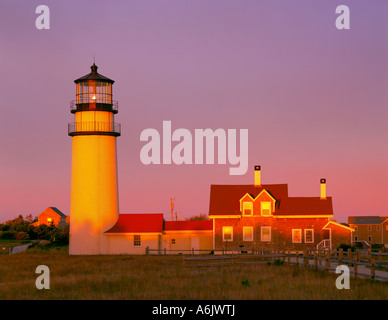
[68,63,120,255]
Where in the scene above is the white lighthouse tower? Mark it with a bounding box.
[68,63,120,255]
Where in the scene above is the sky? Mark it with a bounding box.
[0,0,387,223]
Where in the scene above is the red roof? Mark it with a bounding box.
[209,184,333,216]
[104,214,164,234]
[164,220,213,231]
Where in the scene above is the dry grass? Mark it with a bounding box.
[0,247,387,300]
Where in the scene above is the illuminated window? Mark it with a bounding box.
[261,226,271,242]
[243,227,253,242]
[222,227,233,242]
[134,235,141,247]
[242,202,253,216]
[386,225,388,231]
[47,218,52,222]
[292,229,302,243]
[304,229,314,243]
[261,202,271,216]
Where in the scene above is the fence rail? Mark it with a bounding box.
[178,248,388,281]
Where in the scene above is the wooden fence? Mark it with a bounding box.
[181,248,388,281]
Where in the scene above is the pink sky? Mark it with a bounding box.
[0,0,387,223]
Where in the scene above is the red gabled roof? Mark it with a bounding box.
[278,197,333,216]
[104,214,164,234]
[209,184,289,216]
[164,220,213,231]
[209,184,333,216]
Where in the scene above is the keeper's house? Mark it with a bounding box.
[209,166,353,251]
[104,214,213,254]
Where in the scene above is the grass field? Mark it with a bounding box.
[0,246,387,300]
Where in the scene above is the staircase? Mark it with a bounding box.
[316,239,331,251]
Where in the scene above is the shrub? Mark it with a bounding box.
[14,231,29,240]
[338,243,354,252]
[1,224,10,232]
[273,259,284,266]
[0,231,15,240]
[241,279,250,287]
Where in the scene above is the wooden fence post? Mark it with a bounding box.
[303,250,308,266]
[338,248,343,264]
[379,250,383,263]
[356,249,360,262]
[145,246,149,255]
[325,250,330,271]
[164,248,167,255]
[371,258,375,279]
[347,248,352,262]
[314,251,317,269]
[295,251,299,266]
[354,258,358,278]
[318,248,321,266]
[287,250,290,264]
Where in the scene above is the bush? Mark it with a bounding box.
[0,224,10,232]
[338,243,354,252]
[273,259,284,266]
[14,231,29,240]
[0,231,15,240]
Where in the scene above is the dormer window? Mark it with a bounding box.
[243,202,253,216]
[261,202,271,216]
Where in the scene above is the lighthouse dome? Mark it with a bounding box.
[74,63,114,84]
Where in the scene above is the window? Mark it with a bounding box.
[242,202,253,216]
[304,229,314,243]
[261,226,271,242]
[171,239,176,245]
[368,225,371,231]
[134,235,141,247]
[292,229,302,243]
[376,225,380,231]
[243,227,253,242]
[47,218,52,222]
[368,236,372,242]
[223,227,233,242]
[354,236,358,241]
[386,225,388,231]
[261,202,271,216]
[355,226,358,231]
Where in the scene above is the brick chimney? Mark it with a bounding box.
[320,178,326,200]
[254,165,261,187]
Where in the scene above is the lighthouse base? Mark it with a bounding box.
[69,134,119,255]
